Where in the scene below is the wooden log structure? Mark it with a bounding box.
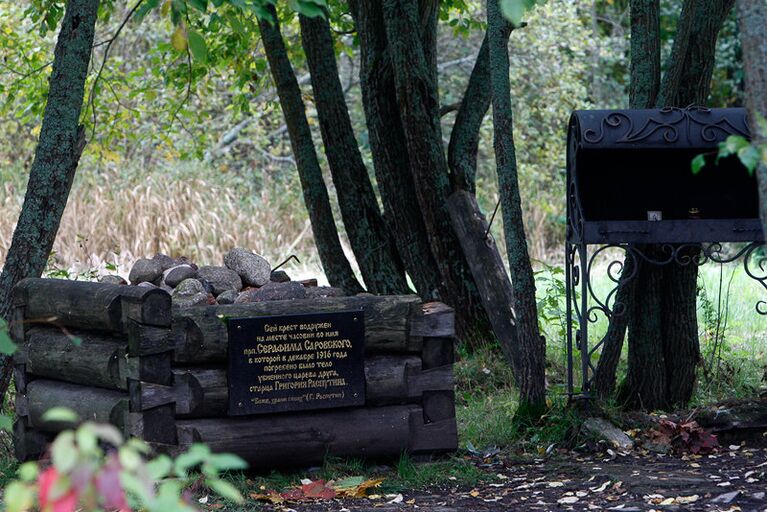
[10,278,458,467]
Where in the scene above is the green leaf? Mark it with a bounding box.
[120,472,153,505]
[42,407,79,424]
[4,481,34,512]
[188,29,209,64]
[225,11,246,36]
[76,424,98,453]
[135,0,161,22]
[737,144,760,175]
[174,443,210,476]
[52,431,78,472]
[171,24,188,52]
[207,452,248,471]
[188,0,208,12]
[119,445,143,471]
[207,477,244,503]
[334,475,366,489]
[17,461,39,482]
[500,0,526,26]
[85,421,124,446]
[724,135,750,154]
[147,454,173,479]
[691,154,706,175]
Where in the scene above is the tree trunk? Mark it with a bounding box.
[594,0,660,399]
[298,14,410,295]
[351,0,444,300]
[0,0,100,323]
[658,0,732,408]
[448,33,505,194]
[0,0,100,404]
[487,0,546,418]
[380,0,494,344]
[736,0,767,235]
[619,249,667,410]
[258,9,363,295]
[614,0,732,410]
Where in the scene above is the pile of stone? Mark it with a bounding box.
[99,248,345,308]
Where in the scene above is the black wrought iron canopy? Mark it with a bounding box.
[564,107,766,398]
[567,107,761,245]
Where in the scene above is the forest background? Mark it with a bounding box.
[0,0,763,417]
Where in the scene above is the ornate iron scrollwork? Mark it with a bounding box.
[566,241,767,398]
[581,106,750,146]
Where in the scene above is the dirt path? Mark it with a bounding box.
[255,446,767,511]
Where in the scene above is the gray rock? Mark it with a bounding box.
[305,286,346,298]
[711,491,740,504]
[172,278,209,308]
[137,282,157,289]
[99,275,127,285]
[197,266,243,296]
[224,248,271,287]
[197,278,215,295]
[582,417,634,451]
[216,289,238,305]
[235,281,307,304]
[270,270,291,283]
[152,253,176,271]
[163,264,197,287]
[129,258,164,285]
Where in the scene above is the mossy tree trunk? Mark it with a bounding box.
[258,8,363,295]
[298,13,409,295]
[594,0,660,399]
[351,0,444,300]
[0,0,100,401]
[378,0,494,343]
[608,0,734,410]
[736,0,767,236]
[486,0,546,418]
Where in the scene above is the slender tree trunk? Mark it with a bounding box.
[659,0,732,408]
[736,0,767,235]
[298,14,409,295]
[487,0,546,418]
[448,33,508,194]
[352,0,444,300]
[258,10,363,295]
[380,0,494,343]
[0,0,99,404]
[594,0,660,399]
[0,0,100,322]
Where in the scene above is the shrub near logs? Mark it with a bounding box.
[11,248,458,468]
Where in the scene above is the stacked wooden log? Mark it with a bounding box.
[11,278,458,468]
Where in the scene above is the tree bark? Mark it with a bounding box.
[594,0,660,399]
[448,34,500,194]
[0,0,100,323]
[351,0,444,300]
[613,0,732,410]
[487,0,546,418]
[0,0,100,405]
[629,0,661,108]
[258,9,363,295]
[380,0,494,343]
[298,14,410,295]
[736,0,767,235]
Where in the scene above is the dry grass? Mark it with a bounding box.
[0,167,333,281]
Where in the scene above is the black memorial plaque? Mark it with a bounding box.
[227,310,365,415]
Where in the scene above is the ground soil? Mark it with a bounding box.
[254,445,767,512]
